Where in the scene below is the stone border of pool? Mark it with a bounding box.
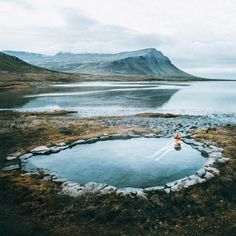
[2,131,230,198]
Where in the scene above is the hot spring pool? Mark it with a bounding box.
[24,138,206,188]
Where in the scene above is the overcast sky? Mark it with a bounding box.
[0,0,236,79]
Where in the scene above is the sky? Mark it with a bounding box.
[0,0,236,79]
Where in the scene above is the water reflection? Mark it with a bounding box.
[24,138,205,188]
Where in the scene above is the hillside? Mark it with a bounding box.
[3,48,194,78]
[0,52,48,73]
[0,52,82,91]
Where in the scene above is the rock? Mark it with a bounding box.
[50,145,68,153]
[209,145,224,152]
[217,157,230,163]
[117,187,146,198]
[204,167,220,175]
[201,149,209,157]
[182,139,203,147]
[84,182,108,191]
[179,175,206,188]
[52,177,67,183]
[61,183,85,197]
[204,157,216,167]
[101,185,117,193]
[19,153,33,160]
[2,164,20,171]
[6,152,21,161]
[49,146,62,153]
[200,147,213,157]
[55,142,66,147]
[42,176,52,181]
[196,168,206,177]
[204,171,214,179]
[209,152,222,159]
[127,132,141,138]
[144,133,156,138]
[100,135,110,140]
[164,188,171,193]
[86,137,99,143]
[6,156,17,161]
[144,186,165,192]
[170,181,185,192]
[70,139,86,147]
[63,181,78,187]
[166,181,177,188]
[110,134,129,140]
[191,141,203,147]
[30,146,50,154]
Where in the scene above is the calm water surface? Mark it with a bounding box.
[1,81,235,116]
[24,138,205,188]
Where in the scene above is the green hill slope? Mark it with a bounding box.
[0,52,48,73]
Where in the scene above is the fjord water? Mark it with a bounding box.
[1,80,235,116]
[24,138,205,187]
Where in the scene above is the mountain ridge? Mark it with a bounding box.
[2,48,194,78]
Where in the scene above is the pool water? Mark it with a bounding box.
[24,138,206,188]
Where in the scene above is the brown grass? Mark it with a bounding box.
[0,114,236,236]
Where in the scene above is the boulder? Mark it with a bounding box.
[144,186,164,192]
[209,145,224,153]
[204,157,216,167]
[144,133,156,138]
[217,157,230,163]
[100,135,110,140]
[209,152,222,159]
[101,185,117,193]
[110,134,129,140]
[166,181,177,188]
[204,167,220,175]
[127,132,141,138]
[2,164,20,171]
[86,137,99,143]
[52,176,67,183]
[50,145,68,153]
[19,153,33,160]
[69,139,86,147]
[196,168,206,177]
[61,181,85,197]
[164,188,171,193]
[6,152,21,161]
[55,142,66,147]
[30,146,50,154]
[84,182,108,191]
[204,172,214,180]
[117,187,146,198]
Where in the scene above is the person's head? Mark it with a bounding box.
[174,144,181,151]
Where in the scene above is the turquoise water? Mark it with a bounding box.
[24,138,205,188]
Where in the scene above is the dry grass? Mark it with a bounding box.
[0,114,236,236]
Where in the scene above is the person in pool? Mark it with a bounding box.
[174,132,182,151]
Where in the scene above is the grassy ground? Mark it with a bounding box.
[0,112,236,235]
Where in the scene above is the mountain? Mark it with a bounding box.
[3,48,194,78]
[0,52,82,91]
[0,52,48,73]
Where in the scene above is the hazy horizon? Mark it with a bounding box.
[0,0,236,79]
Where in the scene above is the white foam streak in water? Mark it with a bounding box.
[25,85,182,98]
[51,81,189,88]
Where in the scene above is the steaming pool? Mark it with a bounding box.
[24,138,206,188]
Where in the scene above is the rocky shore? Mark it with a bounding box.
[2,122,229,199]
[0,111,236,236]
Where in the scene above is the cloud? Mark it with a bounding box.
[0,0,236,79]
